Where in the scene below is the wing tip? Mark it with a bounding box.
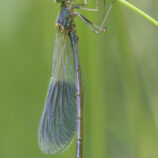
[37,132,76,155]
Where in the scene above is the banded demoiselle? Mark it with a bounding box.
[38,1,112,158]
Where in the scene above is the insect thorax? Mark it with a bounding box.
[56,3,75,33]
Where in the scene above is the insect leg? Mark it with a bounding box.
[71,0,99,11]
[72,1,113,33]
[99,2,113,29]
[73,11,105,34]
[79,0,99,11]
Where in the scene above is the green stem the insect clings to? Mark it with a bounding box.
[117,0,158,27]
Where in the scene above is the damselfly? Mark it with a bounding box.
[38,0,112,158]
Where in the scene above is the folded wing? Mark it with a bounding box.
[38,32,77,154]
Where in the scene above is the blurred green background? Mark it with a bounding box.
[0,0,158,158]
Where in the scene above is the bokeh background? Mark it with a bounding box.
[0,0,158,158]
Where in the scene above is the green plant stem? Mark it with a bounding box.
[117,0,158,27]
